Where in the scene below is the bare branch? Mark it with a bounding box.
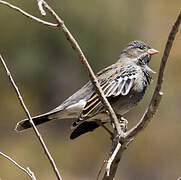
[0,0,58,27]
[102,142,127,180]
[105,143,121,176]
[102,11,181,179]
[0,152,37,180]
[37,0,46,16]
[125,11,181,139]
[37,0,124,137]
[1,0,180,179]
[0,0,124,136]
[0,0,124,178]
[26,168,37,180]
[0,55,62,180]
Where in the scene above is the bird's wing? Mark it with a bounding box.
[72,64,138,128]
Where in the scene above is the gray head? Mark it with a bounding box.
[120,40,158,65]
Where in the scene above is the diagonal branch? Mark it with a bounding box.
[38,0,124,137]
[0,55,62,180]
[1,0,180,179]
[0,0,125,179]
[0,152,37,180]
[102,11,181,180]
[105,142,121,176]
[125,11,181,139]
[0,0,124,137]
[0,0,58,27]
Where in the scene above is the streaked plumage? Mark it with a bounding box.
[15,40,158,139]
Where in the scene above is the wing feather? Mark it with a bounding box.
[72,64,138,127]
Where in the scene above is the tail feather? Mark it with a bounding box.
[70,121,101,139]
[15,113,52,132]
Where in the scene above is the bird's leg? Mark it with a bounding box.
[111,115,128,133]
[119,116,128,132]
[95,120,114,138]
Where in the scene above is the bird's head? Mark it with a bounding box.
[120,40,159,73]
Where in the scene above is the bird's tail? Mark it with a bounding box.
[15,112,56,132]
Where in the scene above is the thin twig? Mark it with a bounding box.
[102,142,127,180]
[0,55,62,180]
[37,0,46,16]
[102,11,181,180]
[0,152,37,180]
[0,0,58,27]
[105,143,121,176]
[27,168,37,180]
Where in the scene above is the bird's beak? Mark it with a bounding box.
[147,48,159,55]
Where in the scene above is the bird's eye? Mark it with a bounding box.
[139,46,144,50]
[138,46,144,50]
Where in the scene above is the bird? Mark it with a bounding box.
[15,40,158,139]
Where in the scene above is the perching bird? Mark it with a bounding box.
[15,40,158,139]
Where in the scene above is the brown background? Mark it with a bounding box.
[0,0,181,179]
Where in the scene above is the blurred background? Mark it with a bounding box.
[0,0,181,179]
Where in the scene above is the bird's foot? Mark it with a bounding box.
[119,117,128,132]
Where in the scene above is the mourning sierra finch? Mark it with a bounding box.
[15,40,158,139]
